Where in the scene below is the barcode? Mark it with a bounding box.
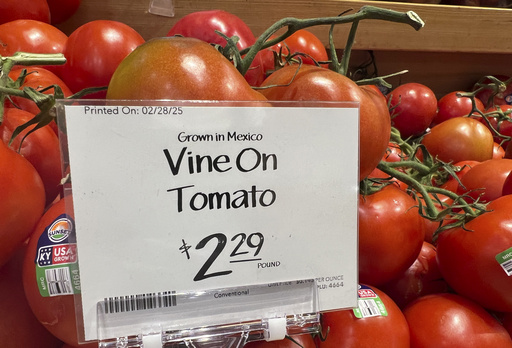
[502,259,512,276]
[104,291,177,314]
[45,267,73,296]
[358,299,381,318]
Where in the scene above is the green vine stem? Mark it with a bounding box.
[235,6,424,77]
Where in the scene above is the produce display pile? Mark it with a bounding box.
[0,1,511,347]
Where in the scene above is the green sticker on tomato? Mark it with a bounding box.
[496,247,512,276]
[353,285,388,318]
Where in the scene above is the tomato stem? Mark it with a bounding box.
[235,6,424,76]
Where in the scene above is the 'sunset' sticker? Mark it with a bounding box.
[496,247,512,277]
[34,214,81,297]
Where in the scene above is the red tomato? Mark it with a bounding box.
[46,0,81,24]
[0,140,45,267]
[358,185,424,286]
[367,142,408,191]
[107,36,267,102]
[475,74,512,108]
[0,20,67,76]
[458,158,512,202]
[0,248,63,347]
[0,0,50,24]
[436,194,512,312]
[0,108,62,206]
[260,29,329,75]
[404,293,512,348]
[422,117,494,163]
[387,83,438,139]
[7,66,73,116]
[503,170,512,196]
[380,242,449,309]
[167,10,265,87]
[317,285,409,348]
[259,65,390,180]
[244,334,315,348]
[60,20,145,98]
[434,90,484,125]
[23,197,83,346]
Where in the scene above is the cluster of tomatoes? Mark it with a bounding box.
[0,4,511,348]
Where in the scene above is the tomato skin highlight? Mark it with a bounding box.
[317,285,410,348]
[358,185,425,286]
[107,36,267,102]
[404,293,512,348]
[260,65,390,180]
[422,116,494,163]
[436,194,512,312]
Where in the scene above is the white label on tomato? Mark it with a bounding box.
[62,102,360,341]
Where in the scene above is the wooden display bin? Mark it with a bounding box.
[57,0,512,97]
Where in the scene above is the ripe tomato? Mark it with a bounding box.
[0,19,67,76]
[380,242,449,309]
[7,66,73,116]
[495,142,506,158]
[387,83,437,139]
[107,36,267,102]
[0,140,45,267]
[436,194,512,312]
[317,285,409,348]
[46,0,81,25]
[60,20,145,98]
[458,158,512,202]
[259,64,390,180]
[433,90,484,125]
[0,0,50,24]
[422,117,494,163]
[503,312,512,338]
[368,142,408,191]
[0,248,63,347]
[260,29,329,75]
[244,334,315,348]
[167,10,265,87]
[358,185,424,286]
[403,293,512,348]
[23,197,83,346]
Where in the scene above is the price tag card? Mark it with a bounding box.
[59,100,360,341]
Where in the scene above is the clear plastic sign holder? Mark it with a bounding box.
[56,99,359,347]
[96,279,319,348]
[148,0,175,17]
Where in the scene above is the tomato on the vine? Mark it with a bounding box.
[358,185,424,286]
[475,74,512,108]
[317,285,409,348]
[422,116,494,163]
[60,20,145,98]
[0,0,50,24]
[0,140,45,267]
[438,160,480,194]
[433,90,484,125]
[167,10,266,87]
[404,293,512,347]
[259,64,390,180]
[260,29,329,76]
[107,36,267,102]
[387,82,437,139]
[482,104,512,149]
[436,194,512,312]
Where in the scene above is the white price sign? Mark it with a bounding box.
[61,101,360,341]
